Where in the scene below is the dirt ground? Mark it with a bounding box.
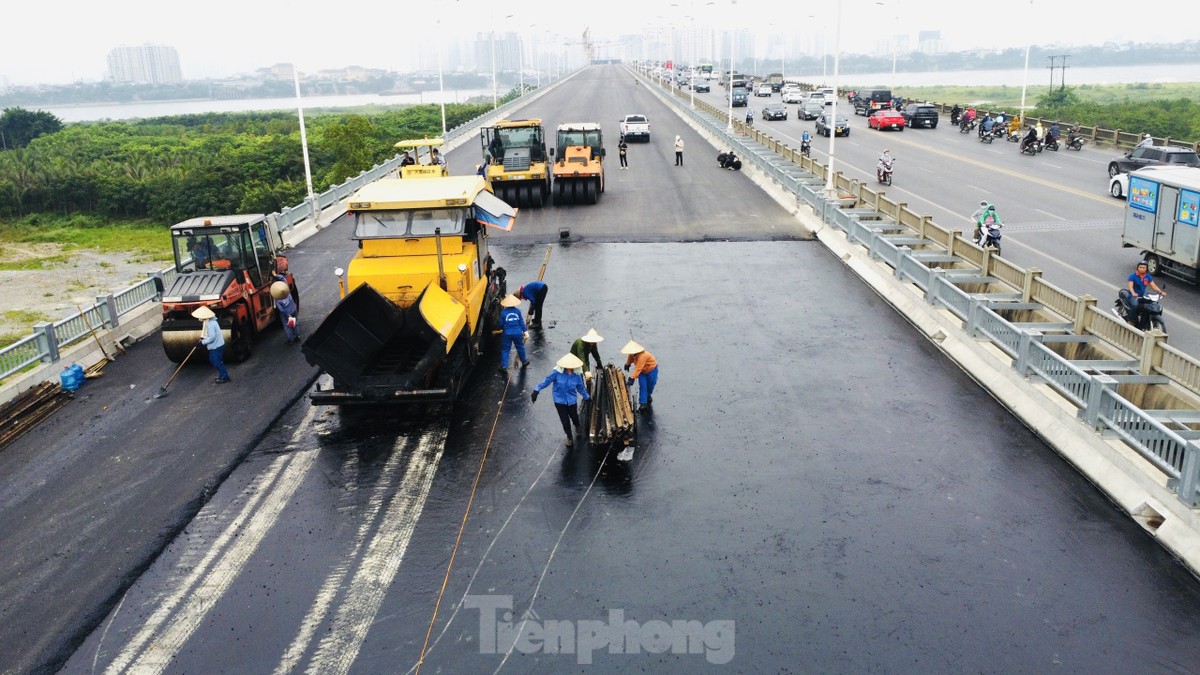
[0,242,171,340]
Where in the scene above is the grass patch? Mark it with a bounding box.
[0,254,73,270]
[0,215,172,257]
[0,332,29,349]
[897,82,1200,108]
[3,309,49,326]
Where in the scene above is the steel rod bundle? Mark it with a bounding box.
[586,364,636,447]
[0,382,72,450]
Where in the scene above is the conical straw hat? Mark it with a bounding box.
[620,340,644,355]
[191,306,216,320]
[270,281,291,300]
[581,328,604,343]
[556,353,584,370]
[500,294,521,308]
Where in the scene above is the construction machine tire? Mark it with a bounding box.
[162,329,201,363]
[585,179,598,204]
[531,183,544,207]
[552,181,563,205]
[570,181,581,204]
[230,316,254,362]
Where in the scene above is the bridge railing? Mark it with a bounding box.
[648,69,1200,508]
[0,84,550,384]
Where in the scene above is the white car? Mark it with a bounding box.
[781,89,805,104]
[1109,172,1129,199]
[755,84,773,97]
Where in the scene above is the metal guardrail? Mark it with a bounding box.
[639,68,1200,508]
[0,82,556,383]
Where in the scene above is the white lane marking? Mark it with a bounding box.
[105,406,321,674]
[274,439,409,674]
[1035,208,1067,221]
[304,423,448,675]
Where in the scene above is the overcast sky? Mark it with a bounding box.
[2,0,1196,85]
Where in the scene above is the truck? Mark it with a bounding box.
[1121,166,1200,283]
[160,214,297,363]
[549,122,605,205]
[730,87,748,107]
[619,114,650,143]
[302,175,515,405]
[480,119,551,208]
[766,73,784,92]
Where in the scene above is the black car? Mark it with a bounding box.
[691,79,710,93]
[816,113,850,137]
[902,103,939,129]
[852,88,893,115]
[799,99,825,121]
[762,103,788,121]
[1107,145,1200,177]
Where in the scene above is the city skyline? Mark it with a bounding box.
[2,0,1197,86]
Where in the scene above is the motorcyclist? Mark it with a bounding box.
[1021,126,1038,152]
[1034,121,1046,146]
[980,113,995,138]
[975,203,1002,247]
[745,108,754,125]
[800,130,812,156]
[950,104,962,125]
[1007,115,1022,137]
[1118,261,1167,327]
[1044,122,1061,148]
[1066,124,1083,146]
[877,149,894,181]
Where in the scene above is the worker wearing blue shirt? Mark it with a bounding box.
[531,353,591,446]
[193,305,229,383]
[498,294,529,373]
[517,280,549,329]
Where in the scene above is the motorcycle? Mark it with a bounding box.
[876,157,894,185]
[979,222,1002,257]
[950,110,961,125]
[1066,133,1085,151]
[959,117,976,133]
[1043,135,1060,151]
[745,112,754,127]
[1020,137,1039,156]
[978,124,996,143]
[717,151,742,170]
[1006,129,1022,143]
[800,138,812,157]
[1112,291,1167,333]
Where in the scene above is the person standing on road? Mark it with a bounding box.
[622,340,659,411]
[674,135,685,166]
[270,280,300,344]
[531,353,591,447]
[570,328,604,376]
[193,306,230,384]
[498,294,529,373]
[517,281,549,329]
[618,136,628,169]
[1137,133,1154,148]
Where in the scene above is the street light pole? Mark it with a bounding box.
[726,27,735,129]
[825,0,843,194]
[1019,0,1034,119]
[491,28,498,108]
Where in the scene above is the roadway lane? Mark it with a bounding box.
[64,65,1200,673]
[686,80,1200,355]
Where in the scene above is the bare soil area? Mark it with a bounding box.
[0,242,171,340]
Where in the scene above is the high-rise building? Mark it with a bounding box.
[107,44,183,84]
[473,32,522,74]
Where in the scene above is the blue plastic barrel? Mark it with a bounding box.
[60,364,84,392]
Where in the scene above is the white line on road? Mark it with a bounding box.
[1035,208,1068,220]
[274,435,412,674]
[304,423,448,675]
[105,405,321,674]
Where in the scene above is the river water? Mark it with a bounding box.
[45,88,495,123]
[39,62,1199,122]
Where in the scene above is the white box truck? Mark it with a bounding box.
[1122,166,1200,282]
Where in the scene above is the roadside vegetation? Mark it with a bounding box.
[891,83,1200,140]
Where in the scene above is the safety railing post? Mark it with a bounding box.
[96,294,119,328]
[1080,374,1118,430]
[1179,442,1200,507]
[926,268,945,307]
[1015,329,1044,377]
[34,322,59,364]
[1022,268,1042,303]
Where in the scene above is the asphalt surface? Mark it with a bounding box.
[3,64,1200,673]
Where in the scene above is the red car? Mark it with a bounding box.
[868,109,906,131]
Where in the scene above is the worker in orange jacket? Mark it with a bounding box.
[621,340,658,410]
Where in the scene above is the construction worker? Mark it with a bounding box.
[621,340,658,410]
[498,294,529,373]
[270,280,299,344]
[570,328,604,375]
[193,305,230,384]
[531,353,591,447]
[516,281,548,329]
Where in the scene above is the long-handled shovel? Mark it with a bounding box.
[155,345,197,398]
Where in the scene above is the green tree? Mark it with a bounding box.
[320,116,376,185]
[0,107,64,150]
